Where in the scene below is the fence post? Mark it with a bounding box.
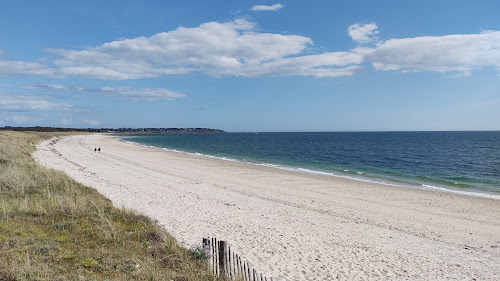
[228,245,232,279]
[219,240,227,276]
[247,262,255,281]
[213,238,217,276]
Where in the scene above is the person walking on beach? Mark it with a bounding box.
[98,147,101,154]
[94,148,97,153]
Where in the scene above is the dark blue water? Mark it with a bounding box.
[119,131,500,198]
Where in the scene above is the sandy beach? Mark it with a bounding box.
[34,134,500,280]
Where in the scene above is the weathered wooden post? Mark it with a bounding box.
[240,256,244,280]
[212,238,217,275]
[219,240,227,276]
[228,245,232,279]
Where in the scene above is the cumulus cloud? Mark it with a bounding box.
[0,61,55,77]
[0,92,73,112]
[61,118,72,125]
[348,23,379,44]
[251,4,284,11]
[83,120,101,126]
[369,30,500,76]
[1,20,499,80]
[48,19,363,79]
[26,84,188,102]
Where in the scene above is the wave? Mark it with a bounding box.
[421,184,500,199]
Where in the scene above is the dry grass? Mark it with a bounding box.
[0,131,218,281]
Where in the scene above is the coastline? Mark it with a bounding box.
[35,134,500,280]
[119,136,500,200]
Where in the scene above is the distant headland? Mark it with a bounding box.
[0,126,226,134]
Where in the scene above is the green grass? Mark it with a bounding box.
[0,131,218,281]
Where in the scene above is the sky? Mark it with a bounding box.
[0,0,499,132]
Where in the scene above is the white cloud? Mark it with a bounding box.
[26,84,188,102]
[251,4,284,11]
[1,20,499,80]
[24,84,85,92]
[48,19,362,79]
[0,61,55,77]
[73,108,92,113]
[61,118,72,125]
[99,86,186,101]
[230,47,372,77]
[12,115,43,124]
[83,120,101,126]
[0,92,73,112]
[369,30,500,75]
[348,23,379,44]
[0,120,4,125]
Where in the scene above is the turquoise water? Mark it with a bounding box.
[119,131,500,198]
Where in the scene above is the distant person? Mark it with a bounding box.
[98,147,101,154]
[94,148,97,153]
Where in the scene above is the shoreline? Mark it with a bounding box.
[35,134,500,280]
[119,136,500,200]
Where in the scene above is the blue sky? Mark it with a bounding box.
[0,0,499,132]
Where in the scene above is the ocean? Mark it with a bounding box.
[119,131,500,199]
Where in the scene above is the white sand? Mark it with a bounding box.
[34,134,500,280]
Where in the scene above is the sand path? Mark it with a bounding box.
[34,134,500,280]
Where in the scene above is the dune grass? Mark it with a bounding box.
[0,131,218,280]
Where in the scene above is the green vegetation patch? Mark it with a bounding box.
[0,131,218,280]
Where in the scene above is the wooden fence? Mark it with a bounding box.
[202,238,273,281]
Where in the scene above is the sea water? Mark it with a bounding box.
[119,131,500,199]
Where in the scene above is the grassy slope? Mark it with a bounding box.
[0,131,217,281]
